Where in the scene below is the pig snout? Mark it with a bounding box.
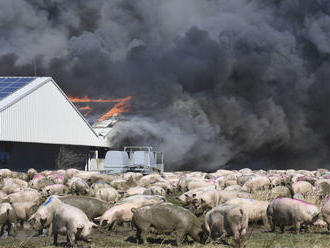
[313,218,327,228]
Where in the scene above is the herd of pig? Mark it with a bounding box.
[0,168,330,247]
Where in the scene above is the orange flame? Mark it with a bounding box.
[69,95,132,121]
[98,96,132,122]
[78,106,92,117]
[79,106,92,110]
[68,96,120,103]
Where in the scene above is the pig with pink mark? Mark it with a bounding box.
[267,197,326,233]
[47,173,65,184]
[29,174,54,190]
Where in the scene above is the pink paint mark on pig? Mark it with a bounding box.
[276,197,315,206]
[33,174,44,180]
[107,206,118,213]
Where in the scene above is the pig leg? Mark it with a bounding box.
[175,229,187,246]
[294,222,301,234]
[262,215,269,228]
[53,232,58,246]
[0,225,4,237]
[67,232,76,248]
[269,218,275,232]
[233,229,242,248]
[7,223,16,237]
[137,223,150,244]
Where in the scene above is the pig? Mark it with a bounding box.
[69,177,90,195]
[41,184,68,196]
[91,182,112,191]
[1,177,28,189]
[29,196,62,234]
[267,197,324,233]
[177,186,217,205]
[96,203,136,229]
[143,186,166,196]
[139,174,163,187]
[224,185,242,191]
[97,195,165,229]
[126,186,147,196]
[131,202,206,245]
[27,168,38,181]
[12,201,39,227]
[110,179,131,192]
[29,175,54,190]
[204,204,248,248]
[3,189,41,204]
[47,173,64,184]
[187,180,216,191]
[192,190,251,214]
[153,181,174,193]
[224,198,269,226]
[0,191,7,200]
[315,179,330,196]
[270,186,292,199]
[292,181,314,197]
[0,169,13,178]
[1,182,24,194]
[122,172,143,181]
[51,203,96,247]
[0,178,27,194]
[0,202,17,236]
[65,168,80,179]
[95,187,120,203]
[118,194,165,206]
[58,196,110,220]
[242,176,270,192]
[237,174,255,186]
[321,197,330,231]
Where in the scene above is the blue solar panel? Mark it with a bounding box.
[0,77,36,100]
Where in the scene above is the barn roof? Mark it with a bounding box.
[0,77,110,147]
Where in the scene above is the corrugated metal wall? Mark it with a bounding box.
[0,81,109,147]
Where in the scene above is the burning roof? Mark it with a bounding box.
[69,95,132,124]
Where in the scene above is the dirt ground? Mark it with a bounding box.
[0,224,329,248]
[0,193,329,248]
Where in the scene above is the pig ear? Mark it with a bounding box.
[131,208,137,214]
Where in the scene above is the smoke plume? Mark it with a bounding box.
[1,0,330,170]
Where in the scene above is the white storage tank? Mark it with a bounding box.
[104,151,129,174]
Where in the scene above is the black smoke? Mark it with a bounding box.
[1,0,330,170]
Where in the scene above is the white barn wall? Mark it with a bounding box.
[0,81,109,147]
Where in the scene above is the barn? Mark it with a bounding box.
[0,77,110,171]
